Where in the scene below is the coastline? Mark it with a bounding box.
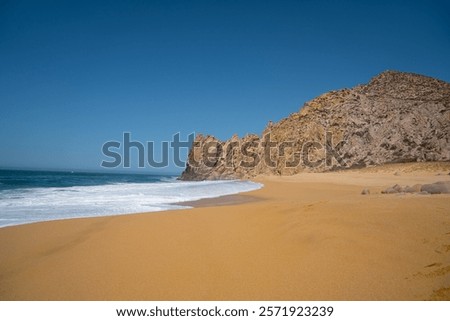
[0,176,262,229]
[0,163,449,300]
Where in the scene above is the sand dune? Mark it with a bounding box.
[0,163,449,300]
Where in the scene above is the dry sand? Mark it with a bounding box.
[0,163,449,300]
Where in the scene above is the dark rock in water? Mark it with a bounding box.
[181,71,450,180]
[420,181,450,194]
[361,188,370,195]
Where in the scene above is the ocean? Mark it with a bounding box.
[0,169,262,228]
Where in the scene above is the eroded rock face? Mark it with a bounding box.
[180,71,450,180]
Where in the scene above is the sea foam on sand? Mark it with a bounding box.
[0,180,262,227]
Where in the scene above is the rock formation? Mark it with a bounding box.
[381,181,450,195]
[180,71,450,180]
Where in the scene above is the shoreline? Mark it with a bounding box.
[173,193,264,208]
[0,163,449,300]
[0,179,263,229]
[0,189,264,230]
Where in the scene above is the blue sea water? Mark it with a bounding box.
[0,169,262,228]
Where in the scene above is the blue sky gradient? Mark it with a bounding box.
[1,0,449,173]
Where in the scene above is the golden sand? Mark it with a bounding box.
[0,164,449,300]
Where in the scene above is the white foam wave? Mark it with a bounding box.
[0,180,262,228]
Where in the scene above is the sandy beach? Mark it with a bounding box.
[0,163,449,300]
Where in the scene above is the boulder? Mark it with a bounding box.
[382,187,398,194]
[420,181,450,194]
[404,184,422,193]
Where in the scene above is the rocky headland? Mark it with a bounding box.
[181,71,450,180]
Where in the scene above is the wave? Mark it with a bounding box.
[0,180,262,228]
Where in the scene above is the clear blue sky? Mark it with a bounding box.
[1,0,449,174]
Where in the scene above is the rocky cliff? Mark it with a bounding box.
[180,71,450,180]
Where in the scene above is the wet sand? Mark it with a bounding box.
[0,163,449,300]
[174,194,263,208]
